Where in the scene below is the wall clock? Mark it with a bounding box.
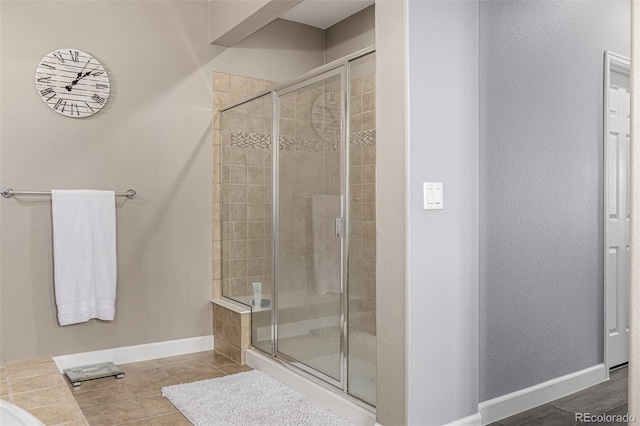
[35,49,110,118]
[311,91,341,142]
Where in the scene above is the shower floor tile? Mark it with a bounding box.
[68,350,249,425]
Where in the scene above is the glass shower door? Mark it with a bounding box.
[347,52,376,406]
[274,68,344,384]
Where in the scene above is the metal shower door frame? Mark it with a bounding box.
[271,64,347,391]
[220,45,375,404]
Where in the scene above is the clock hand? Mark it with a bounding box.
[327,104,338,123]
[68,59,91,84]
[79,58,91,75]
[65,72,91,91]
[65,66,98,91]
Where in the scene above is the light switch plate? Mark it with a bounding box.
[423,182,443,210]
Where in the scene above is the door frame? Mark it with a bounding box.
[218,45,376,409]
[272,65,346,390]
[603,50,631,374]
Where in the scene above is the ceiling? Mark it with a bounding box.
[280,0,374,30]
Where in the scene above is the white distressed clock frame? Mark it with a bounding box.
[35,49,110,118]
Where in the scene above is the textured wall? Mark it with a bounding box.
[0,1,324,361]
[479,0,630,401]
[407,1,479,424]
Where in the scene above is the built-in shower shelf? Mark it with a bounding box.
[210,298,251,314]
[232,294,273,312]
[231,292,365,316]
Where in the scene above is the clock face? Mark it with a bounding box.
[35,49,110,118]
[311,91,341,142]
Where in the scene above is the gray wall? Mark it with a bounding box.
[0,1,323,361]
[213,18,324,82]
[407,1,479,424]
[325,5,375,63]
[375,0,408,423]
[479,0,630,401]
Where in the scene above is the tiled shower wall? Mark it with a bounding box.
[212,72,276,302]
[221,95,274,301]
[349,73,376,334]
[213,71,376,333]
[278,80,342,296]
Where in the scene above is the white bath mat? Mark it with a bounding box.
[161,370,353,426]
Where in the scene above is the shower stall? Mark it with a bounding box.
[219,48,376,407]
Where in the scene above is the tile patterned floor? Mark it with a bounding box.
[68,351,251,425]
[490,366,629,426]
[1,355,88,425]
[2,353,629,426]
[1,351,251,426]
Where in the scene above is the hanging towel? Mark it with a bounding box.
[310,195,341,296]
[51,190,117,326]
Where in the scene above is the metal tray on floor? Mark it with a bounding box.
[63,362,125,387]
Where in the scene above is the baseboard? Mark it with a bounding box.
[444,412,482,426]
[52,335,214,372]
[478,363,607,425]
[377,412,481,426]
[246,348,376,426]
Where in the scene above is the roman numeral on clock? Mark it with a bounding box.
[92,71,104,77]
[39,87,54,97]
[37,76,51,83]
[92,94,106,104]
[40,63,55,70]
[53,52,65,63]
[69,50,79,62]
[96,83,109,90]
[54,98,63,110]
[85,102,95,113]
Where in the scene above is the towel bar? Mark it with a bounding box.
[0,187,136,199]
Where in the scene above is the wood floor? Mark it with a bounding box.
[490,366,629,426]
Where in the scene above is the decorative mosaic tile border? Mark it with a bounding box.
[230,132,271,149]
[278,135,339,152]
[350,130,376,148]
[230,130,375,151]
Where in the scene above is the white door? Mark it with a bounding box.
[605,52,631,368]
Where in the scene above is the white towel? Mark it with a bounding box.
[51,190,117,326]
[311,195,342,296]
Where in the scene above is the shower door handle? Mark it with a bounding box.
[335,218,343,238]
